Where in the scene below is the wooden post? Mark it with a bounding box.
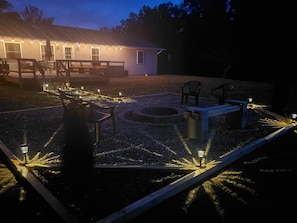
[95,122,100,144]
[17,59,23,90]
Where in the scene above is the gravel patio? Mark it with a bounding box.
[1,75,297,222]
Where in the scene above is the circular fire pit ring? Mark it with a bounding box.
[125,106,185,124]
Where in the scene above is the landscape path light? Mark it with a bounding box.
[198,150,205,168]
[43,83,49,91]
[248,97,253,109]
[20,143,28,164]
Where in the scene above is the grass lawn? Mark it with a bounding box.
[0,74,276,111]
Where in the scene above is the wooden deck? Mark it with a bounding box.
[2,71,110,90]
[0,58,126,90]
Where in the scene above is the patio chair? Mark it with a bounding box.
[59,89,115,145]
[211,83,235,105]
[181,81,202,105]
[88,102,115,144]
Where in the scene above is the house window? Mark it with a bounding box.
[5,43,21,59]
[64,47,73,59]
[41,45,54,61]
[92,48,100,61]
[137,50,144,64]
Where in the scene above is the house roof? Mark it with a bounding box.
[0,19,164,50]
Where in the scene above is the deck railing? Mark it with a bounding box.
[56,59,125,82]
[1,58,125,89]
[0,58,46,89]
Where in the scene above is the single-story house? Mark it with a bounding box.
[0,19,165,77]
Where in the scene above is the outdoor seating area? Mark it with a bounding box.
[0,74,296,223]
[181,80,202,105]
[185,99,248,141]
[211,82,235,105]
[52,81,247,144]
[58,88,116,145]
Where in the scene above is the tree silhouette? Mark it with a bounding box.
[20,5,54,25]
[0,0,12,13]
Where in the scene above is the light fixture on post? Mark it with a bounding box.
[198,150,205,168]
[20,143,28,164]
[43,83,49,91]
[247,97,253,109]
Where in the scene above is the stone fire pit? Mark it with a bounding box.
[125,106,185,124]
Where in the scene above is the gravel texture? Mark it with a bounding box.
[0,92,287,166]
[1,76,296,223]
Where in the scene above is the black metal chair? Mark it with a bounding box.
[211,83,235,105]
[181,81,202,105]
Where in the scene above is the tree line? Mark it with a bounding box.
[1,0,296,81]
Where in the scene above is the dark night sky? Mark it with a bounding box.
[9,0,182,29]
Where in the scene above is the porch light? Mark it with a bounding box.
[198,150,205,167]
[20,143,28,164]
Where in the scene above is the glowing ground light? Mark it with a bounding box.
[164,111,291,218]
[183,170,256,217]
[0,163,18,194]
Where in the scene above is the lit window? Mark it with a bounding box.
[5,43,21,59]
[92,48,100,61]
[64,47,72,59]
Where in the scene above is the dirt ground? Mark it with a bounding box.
[0,74,275,109]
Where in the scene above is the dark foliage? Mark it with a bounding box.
[61,100,95,190]
[113,0,297,81]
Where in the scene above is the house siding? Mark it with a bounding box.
[124,49,158,75]
[0,37,160,76]
[0,21,164,76]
